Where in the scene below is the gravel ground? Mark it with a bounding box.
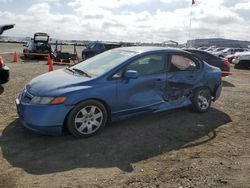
[0,43,250,188]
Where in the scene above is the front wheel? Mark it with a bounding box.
[192,88,212,113]
[67,100,108,138]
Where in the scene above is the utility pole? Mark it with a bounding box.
[188,0,195,48]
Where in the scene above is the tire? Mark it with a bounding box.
[192,88,212,113]
[82,53,86,61]
[67,100,108,138]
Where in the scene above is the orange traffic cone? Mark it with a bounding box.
[47,53,54,72]
[13,51,18,62]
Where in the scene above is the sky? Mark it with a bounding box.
[0,0,250,43]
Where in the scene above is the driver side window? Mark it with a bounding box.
[126,54,165,76]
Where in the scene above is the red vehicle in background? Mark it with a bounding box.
[0,24,15,85]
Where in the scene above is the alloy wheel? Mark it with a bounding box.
[197,91,210,110]
[74,105,103,135]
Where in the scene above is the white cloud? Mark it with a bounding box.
[160,0,190,4]
[27,3,50,14]
[1,0,250,43]
[68,0,151,9]
[234,2,250,10]
[0,0,12,3]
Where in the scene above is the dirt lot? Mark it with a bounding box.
[0,43,250,188]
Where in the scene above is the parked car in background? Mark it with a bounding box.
[185,49,230,76]
[82,42,122,60]
[210,47,226,53]
[213,48,245,58]
[197,47,208,51]
[0,56,9,84]
[0,24,15,35]
[23,33,52,58]
[205,46,217,52]
[16,47,222,138]
[232,51,250,69]
[0,24,15,85]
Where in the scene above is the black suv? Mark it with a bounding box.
[82,42,122,60]
[23,33,52,58]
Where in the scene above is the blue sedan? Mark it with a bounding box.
[16,47,222,138]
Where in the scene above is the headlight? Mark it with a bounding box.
[30,96,66,105]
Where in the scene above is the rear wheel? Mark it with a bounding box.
[192,88,211,113]
[67,100,108,138]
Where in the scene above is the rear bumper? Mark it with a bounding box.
[0,66,10,84]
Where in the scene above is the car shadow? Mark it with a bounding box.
[222,80,235,87]
[0,107,231,175]
[0,85,4,95]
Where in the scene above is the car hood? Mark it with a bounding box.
[27,69,92,96]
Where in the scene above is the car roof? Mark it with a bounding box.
[34,32,49,36]
[184,49,216,55]
[117,46,186,54]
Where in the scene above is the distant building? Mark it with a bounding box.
[187,38,250,48]
[162,40,178,47]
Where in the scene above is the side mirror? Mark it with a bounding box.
[124,70,138,79]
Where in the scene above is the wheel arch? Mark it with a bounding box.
[192,85,213,98]
[62,98,112,133]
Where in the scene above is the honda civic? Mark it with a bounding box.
[16,47,222,138]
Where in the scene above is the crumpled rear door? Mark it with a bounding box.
[164,53,203,102]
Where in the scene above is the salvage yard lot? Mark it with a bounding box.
[0,43,250,188]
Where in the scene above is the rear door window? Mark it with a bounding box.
[169,54,199,72]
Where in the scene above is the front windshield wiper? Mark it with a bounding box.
[66,67,75,74]
[72,68,92,78]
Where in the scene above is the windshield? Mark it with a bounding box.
[71,49,137,77]
[34,36,49,42]
[87,43,96,49]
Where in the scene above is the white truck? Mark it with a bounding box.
[232,51,250,69]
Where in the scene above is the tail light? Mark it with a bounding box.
[223,59,230,67]
[0,56,4,67]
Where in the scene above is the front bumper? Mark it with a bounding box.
[0,65,10,84]
[16,98,73,135]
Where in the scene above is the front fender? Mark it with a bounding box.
[64,81,117,112]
